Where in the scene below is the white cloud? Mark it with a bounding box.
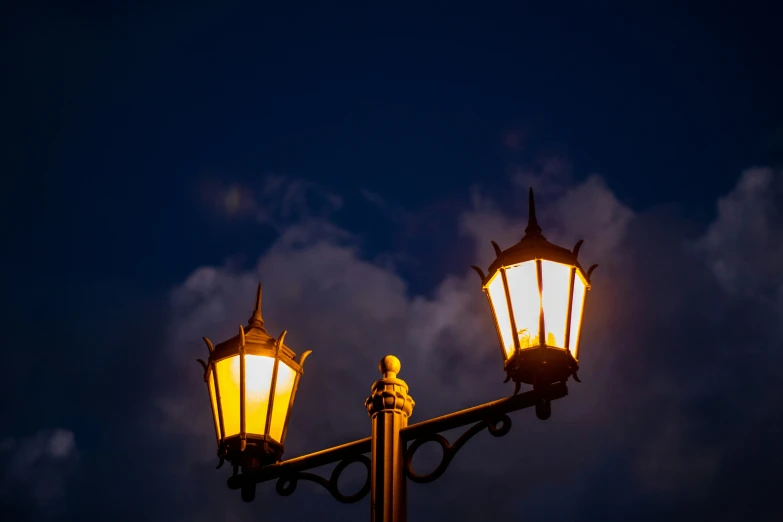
[510,155,574,197]
[696,167,783,309]
[462,173,633,268]
[359,187,412,224]
[634,411,723,494]
[0,428,78,515]
[200,174,344,230]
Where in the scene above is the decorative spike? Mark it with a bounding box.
[202,337,215,353]
[276,330,288,349]
[572,239,584,257]
[470,265,486,281]
[491,241,502,257]
[586,264,598,279]
[248,282,264,327]
[503,373,511,384]
[513,381,521,396]
[196,359,209,381]
[524,187,542,236]
[299,350,313,367]
[239,325,246,347]
[216,456,225,469]
[573,371,582,383]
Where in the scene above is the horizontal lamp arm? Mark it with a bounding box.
[402,382,567,442]
[229,382,567,493]
[228,436,371,489]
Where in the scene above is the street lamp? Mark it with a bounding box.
[197,284,311,501]
[198,188,596,521]
[471,188,597,419]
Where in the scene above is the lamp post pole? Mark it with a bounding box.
[365,356,414,522]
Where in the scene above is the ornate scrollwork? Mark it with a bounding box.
[275,454,371,504]
[404,414,512,483]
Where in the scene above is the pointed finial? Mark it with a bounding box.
[524,187,543,237]
[248,282,264,328]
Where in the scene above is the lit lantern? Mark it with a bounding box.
[472,189,597,403]
[198,283,311,484]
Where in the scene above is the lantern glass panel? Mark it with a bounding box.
[208,370,220,441]
[569,270,587,358]
[506,261,541,348]
[487,272,515,359]
[215,356,241,438]
[245,354,275,435]
[269,362,297,442]
[541,260,572,348]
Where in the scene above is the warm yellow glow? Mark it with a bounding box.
[245,355,275,435]
[541,261,572,348]
[208,371,221,441]
[487,272,515,359]
[215,356,241,437]
[505,261,540,348]
[569,271,587,358]
[269,363,296,442]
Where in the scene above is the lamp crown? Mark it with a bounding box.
[524,187,543,238]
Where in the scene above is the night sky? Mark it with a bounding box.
[2,2,783,521]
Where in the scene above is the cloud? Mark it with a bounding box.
[0,429,78,518]
[511,155,574,197]
[200,174,344,230]
[634,410,723,495]
[696,167,783,310]
[359,188,412,225]
[461,171,633,268]
[502,129,528,152]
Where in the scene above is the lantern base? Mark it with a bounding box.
[504,346,579,386]
[220,437,284,470]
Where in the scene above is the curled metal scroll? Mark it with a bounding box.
[275,454,371,504]
[404,414,512,483]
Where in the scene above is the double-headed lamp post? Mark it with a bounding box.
[197,189,597,521]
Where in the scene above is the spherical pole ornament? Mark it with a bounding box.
[379,355,401,379]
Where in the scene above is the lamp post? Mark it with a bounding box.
[198,188,596,521]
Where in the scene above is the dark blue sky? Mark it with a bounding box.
[2,2,782,521]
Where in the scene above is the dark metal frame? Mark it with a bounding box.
[226,383,567,504]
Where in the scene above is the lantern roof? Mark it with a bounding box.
[212,283,296,360]
[485,189,594,282]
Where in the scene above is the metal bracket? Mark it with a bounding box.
[275,454,371,504]
[404,414,512,483]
